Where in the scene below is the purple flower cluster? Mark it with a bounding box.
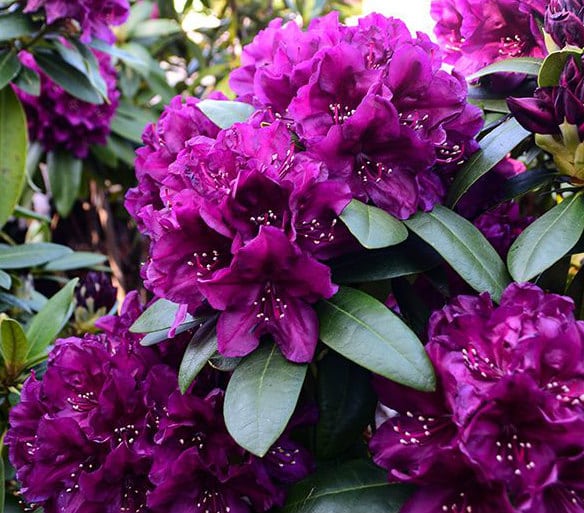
[15,50,119,159]
[6,293,313,513]
[370,283,584,513]
[24,0,129,43]
[126,96,349,362]
[431,0,546,89]
[545,0,584,49]
[230,13,483,219]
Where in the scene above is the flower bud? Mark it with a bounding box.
[545,0,584,49]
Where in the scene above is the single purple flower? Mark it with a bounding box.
[198,226,337,362]
[14,50,119,158]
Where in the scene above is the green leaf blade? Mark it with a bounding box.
[224,343,307,457]
[0,243,72,269]
[404,206,511,301]
[43,252,107,271]
[447,117,530,207]
[0,87,28,229]
[130,298,194,333]
[47,151,83,217]
[466,57,543,81]
[0,51,21,90]
[282,460,412,513]
[25,278,78,362]
[0,318,29,373]
[197,100,255,129]
[340,200,408,249]
[178,329,218,393]
[316,287,435,391]
[508,195,584,282]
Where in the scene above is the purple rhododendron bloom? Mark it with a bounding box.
[545,0,584,49]
[14,50,119,158]
[370,283,584,511]
[228,13,482,219]
[431,0,546,90]
[199,226,337,362]
[24,0,129,42]
[6,293,314,513]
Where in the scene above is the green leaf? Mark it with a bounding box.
[0,50,21,90]
[224,343,307,457]
[0,87,27,229]
[0,318,29,373]
[178,327,218,393]
[0,270,10,290]
[33,50,103,104]
[130,298,194,333]
[69,41,109,101]
[467,57,543,81]
[0,243,72,269]
[12,66,40,96]
[138,320,200,346]
[316,352,376,459]
[13,205,50,223]
[539,49,583,87]
[330,236,442,283]
[47,151,83,217]
[340,200,408,249]
[281,460,412,513]
[43,252,107,271]
[197,100,255,129]
[130,19,182,38]
[508,195,584,281]
[500,168,558,201]
[404,206,511,301]
[89,39,146,68]
[447,117,530,206]
[0,13,35,40]
[316,287,435,391]
[110,112,148,144]
[25,279,78,362]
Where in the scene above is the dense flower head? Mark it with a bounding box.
[24,0,130,43]
[15,50,119,158]
[545,0,584,49]
[229,12,483,220]
[370,283,584,513]
[431,0,546,90]
[5,292,313,513]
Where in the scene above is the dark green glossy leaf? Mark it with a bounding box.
[500,168,558,201]
[316,352,376,459]
[539,49,583,87]
[0,87,27,228]
[130,19,181,38]
[330,237,442,283]
[0,243,72,269]
[0,13,35,40]
[47,151,83,217]
[130,298,194,333]
[139,320,200,346]
[281,460,412,513]
[508,195,584,282]
[178,327,218,393]
[340,200,408,249]
[25,279,78,362]
[0,270,10,290]
[447,117,530,207]
[467,57,542,81]
[33,50,103,104]
[0,51,21,90]
[224,343,307,457]
[43,252,107,271]
[0,318,29,373]
[12,66,40,96]
[209,353,241,371]
[404,206,511,301]
[0,292,32,313]
[197,100,255,129]
[316,287,435,391]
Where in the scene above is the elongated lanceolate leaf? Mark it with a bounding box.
[0,243,72,269]
[197,99,255,129]
[404,206,511,301]
[224,343,307,457]
[316,287,435,391]
[130,298,195,333]
[466,57,542,81]
[508,195,584,282]
[178,328,218,393]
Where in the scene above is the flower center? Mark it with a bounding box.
[461,346,503,381]
[195,488,232,513]
[392,411,452,446]
[120,475,149,513]
[399,111,429,132]
[296,217,337,246]
[329,103,356,124]
[253,283,288,323]
[441,491,475,513]
[114,423,140,446]
[268,444,301,468]
[494,431,536,475]
[187,250,222,278]
[436,142,464,165]
[66,390,98,412]
[498,35,526,57]
[356,156,393,184]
